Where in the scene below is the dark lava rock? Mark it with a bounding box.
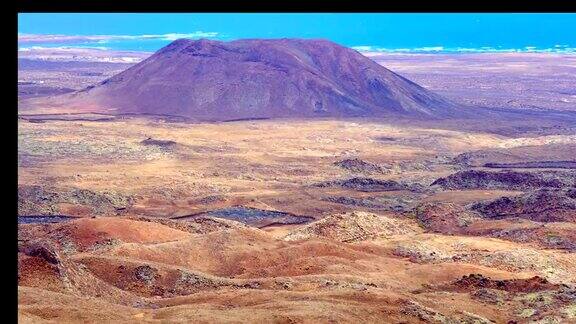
[430,170,576,190]
[451,145,576,168]
[452,151,516,168]
[413,203,480,234]
[470,189,576,222]
[141,138,177,148]
[198,195,226,204]
[470,288,505,305]
[322,196,414,212]
[375,136,396,142]
[134,265,158,285]
[556,285,576,303]
[182,206,313,228]
[323,196,383,209]
[18,185,134,216]
[334,158,386,174]
[320,177,422,192]
[340,177,407,192]
[20,243,60,264]
[18,215,75,224]
[484,161,576,169]
[448,274,559,293]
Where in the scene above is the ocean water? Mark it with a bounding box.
[18,13,576,54]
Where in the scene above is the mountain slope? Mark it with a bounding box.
[25,38,466,120]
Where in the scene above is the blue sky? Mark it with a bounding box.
[18,13,576,53]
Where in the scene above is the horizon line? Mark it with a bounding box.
[18,44,576,56]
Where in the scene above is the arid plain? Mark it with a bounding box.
[18,50,576,323]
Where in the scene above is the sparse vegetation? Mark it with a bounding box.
[17,39,576,322]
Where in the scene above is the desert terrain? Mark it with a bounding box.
[18,42,576,323]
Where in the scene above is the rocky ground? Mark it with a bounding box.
[17,115,576,323]
[16,52,576,323]
[18,59,135,99]
[373,53,576,112]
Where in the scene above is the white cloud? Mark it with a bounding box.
[351,46,374,52]
[18,46,152,63]
[18,32,219,44]
[413,46,444,52]
[351,46,414,54]
[19,45,112,51]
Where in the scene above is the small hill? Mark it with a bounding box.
[284,211,421,242]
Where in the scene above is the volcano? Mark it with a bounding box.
[28,38,466,121]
